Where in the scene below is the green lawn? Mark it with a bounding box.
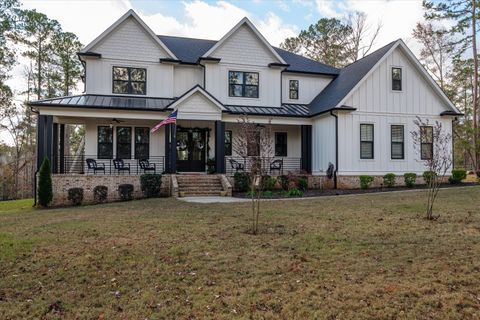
[0,188,479,319]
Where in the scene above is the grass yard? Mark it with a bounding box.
[0,188,479,319]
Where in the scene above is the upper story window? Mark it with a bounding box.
[113,66,146,95]
[229,71,259,98]
[392,67,402,91]
[420,126,433,160]
[289,80,299,100]
[360,123,374,159]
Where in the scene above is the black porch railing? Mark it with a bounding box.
[58,155,165,175]
[224,156,302,175]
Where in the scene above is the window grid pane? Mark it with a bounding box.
[275,132,287,157]
[98,126,113,159]
[225,130,232,156]
[135,127,149,159]
[228,71,259,98]
[289,80,299,100]
[116,127,132,159]
[113,66,146,95]
[360,124,374,159]
[391,125,404,159]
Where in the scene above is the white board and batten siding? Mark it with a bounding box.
[174,66,203,97]
[338,46,454,175]
[312,115,336,175]
[282,74,333,105]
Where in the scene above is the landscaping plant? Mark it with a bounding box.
[297,176,308,191]
[67,188,83,206]
[422,171,437,185]
[449,169,467,184]
[37,157,53,207]
[233,172,251,192]
[359,175,374,189]
[404,173,417,188]
[383,173,396,188]
[140,174,162,198]
[411,117,452,219]
[93,185,108,203]
[118,184,134,201]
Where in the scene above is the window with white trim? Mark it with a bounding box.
[391,125,404,159]
[360,124,374,159]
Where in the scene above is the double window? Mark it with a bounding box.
[275,132,288,157]
[392,67,402,91]
[113,66,147,95]
[289,80,299,100]
[97,126,113,159]
[391,125,405,159]
[225,130,232,156]
[229,71,259,98]
[420,126,433,160]
[360,124,374,159]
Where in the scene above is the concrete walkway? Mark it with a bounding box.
[177,185,477,204]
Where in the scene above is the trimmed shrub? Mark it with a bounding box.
[140,174,162,197]
[423,171,437,185]
[67,188,84,206]
[297,177,308,191]
[287,188,303,197]
[278,175,289,191]
[37,157,53,207]
[93,185,108,203]
[359,175,374,189]
[383,173,396,188]
[262,175,277,191]
[449,169,467,184]
[234,172,251,192]
[118,184,134,201]
[404,173,417,188]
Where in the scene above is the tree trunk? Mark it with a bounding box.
[472,0,479,172]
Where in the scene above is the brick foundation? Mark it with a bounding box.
[50,174,171,206]
[336,175,428,189]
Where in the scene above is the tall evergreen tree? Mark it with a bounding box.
[51,31,83,96]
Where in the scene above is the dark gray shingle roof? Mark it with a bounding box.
[157,35,339,75]
[308,40,398,116]
[29,94,175,111]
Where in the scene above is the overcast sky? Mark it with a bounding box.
[2,0,428,145]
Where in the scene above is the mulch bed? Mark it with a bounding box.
[233,182,478,199]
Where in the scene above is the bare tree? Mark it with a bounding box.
[411,117,453,220]
[233,115,274,234]
[347,11,382,61]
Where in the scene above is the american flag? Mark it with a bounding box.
[151,110,177,133]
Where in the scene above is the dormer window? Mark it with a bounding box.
[289,80,299,99]
[229,71,259,98]
[113,66,146,95]
[392,67,402,91]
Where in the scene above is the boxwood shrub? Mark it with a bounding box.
[383,173,396,188]
[423,171,437,185]
[67,188,84,206]
[140,174,162,197]
[404,173,417,188]
[234,172,251,192]
[449,169,467,184]
[93,185,108,203]
[359,175,374,189]
[118,184,134,201]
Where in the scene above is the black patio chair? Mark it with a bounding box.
[139,159,156,174]
[86,158,105,175]
[270,159,283,175]
[229,158,244,173]
[113,158,130,174]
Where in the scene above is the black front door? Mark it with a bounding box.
[176,128,206,172]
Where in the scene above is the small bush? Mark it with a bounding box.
[287,188,303,197]
[383,173,396,188]
[37,157,53,207]
[67,188,84,206]
[234,172,251,192]
[449,169,467,184]
[118,184,134,201]
[423,171,437,185]
[262,175,277,191]
[278,175,289,190]
[262,190,274,198]
[93,185,108,203]
[297,177,308,191]
[404,173,417,188]
[359,175,374,189]
[140,174,162,197]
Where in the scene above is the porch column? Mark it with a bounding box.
[36,115,54,171]
[215,121,225,173]
[301,125,312,174]
[164,124,177,173]
[59,124,65,174]
[52,123,58,173]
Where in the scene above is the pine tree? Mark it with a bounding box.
[37,157,52,207]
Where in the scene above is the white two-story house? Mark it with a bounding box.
[30,10,462,200]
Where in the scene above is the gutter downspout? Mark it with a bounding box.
[30,106,39,207]
[330,110,338,189]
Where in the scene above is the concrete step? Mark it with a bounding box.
[176,174,227,197]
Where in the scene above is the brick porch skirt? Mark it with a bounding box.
[50,174,171,206]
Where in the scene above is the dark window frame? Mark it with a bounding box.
[289,79,299,100]
[228,71,259,98]
[97,126,113,159]
[391,125,405,160]
[225,130,232,156]
[392,67,402,91]
[116,126,132,159]
[275,132,288,157]
[112,66,147,95]
[360,123,374,159]
[134,127,150,160]
[420,126,434,160]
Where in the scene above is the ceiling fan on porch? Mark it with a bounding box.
[109,118,125,128]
